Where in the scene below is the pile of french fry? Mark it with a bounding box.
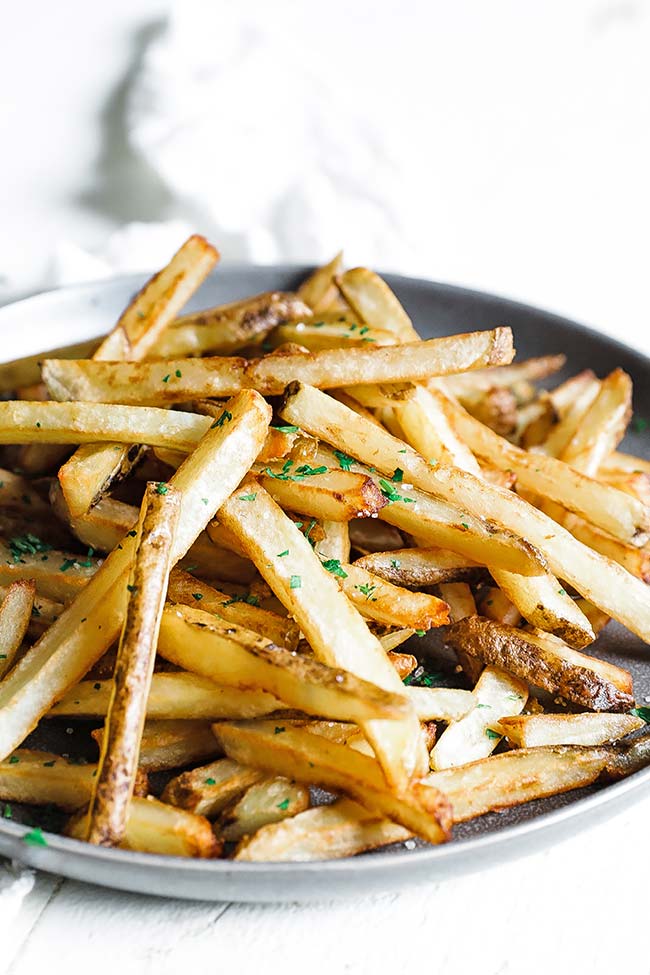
[0,236,648,861]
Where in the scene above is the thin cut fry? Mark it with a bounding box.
[218,777,310,842]
[497,712,644,748]
[298,252,344,310]
[0,580,35,678]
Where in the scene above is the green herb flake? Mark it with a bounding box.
[415,629,425,637]
[162,374,170,383]
[127,530,137,537]
[277,549,289,558]
[23,827,47,847]
[239,493,257,502]
[192,593,203,601]
[333,450,354,471]
[274,726,286,734]
[277,798,290,811]
[461,522,469,530]
[271,425,299,433]
[93,682,101,690]
[175,369,182,378]
[8,756,19,764]
[485,728,501,740]
[204,777,216,786]
[9,533,52,564]
[43,760,56,767]
[356,582,377,601]
[378,479,415,505]
[321,559,348,579]
[402,665,443,687]
[36,421,41,428]
[3,803,11,819]
[212,410,233,429]
[156,482,168,495]
[126,584,137,593]
[60,559,76,572]
[290,575,302,589]
[558,588,566,595]
[390,559,401,570]
[392,467,404,483]
[631,706,650,722]
[632,416,648,433]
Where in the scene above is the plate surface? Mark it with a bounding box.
[0,265,648,902]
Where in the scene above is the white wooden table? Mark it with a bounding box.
[0,2,649,971]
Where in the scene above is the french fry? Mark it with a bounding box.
[50,671,286,720]
[348,520,404,555]
[298,252,344,310]
[600,470,650,507]
[68,797,221,858]
[280,385,650,642]
[270,318,397,352]
[340,382,416,409]
[331,562,449,630]
[162,757,264,817]
[406,686,475,722]
[42,328,515,405]
[564,514,650,582]
[234,798,410,861]
[217,486,427,789]
[497,712,644,748]
[257,463,386,521]
[0,580,35,678]
[0,338,102,394]
[476,586,521,627]
[336,268,419,342]
[0,749,147,811]
[0,541,102,602]
[212,721,452,845]
[398,385,482,473]
[438,582,483,683]
[157,604,411,725]
[354,548,482,587]
[464,386,518,438]
[167,569,299,649]
[557,369,631,476]
[157,292,311,357]
[488,569,594,648]
[439,354,567,399]
[315,521,350,564]
[218,777,310,842]
[385,647,418,674]
[92,719,221,771]
[601,451,650,476]
[0,390,271,759]
[430,666,528,770]
[86,484,180,846]
[444,616,634,711]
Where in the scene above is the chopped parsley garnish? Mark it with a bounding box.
[290,575,301,589]
[333,450,354,471]
[192,593,203,601]
[277,549,289,558]
[356,582,377,601]
[43,760,55,767]
[460,522,469,530]
[175,369,182,378]
[204,777,216,786]
[321,559,348,579]
[402,665,443,687]
[415,629,425,637]
[390,559,401,569]
[156,482,168,495]
[359,326,370,336]
[271,425,299,433]
[631,706,650,722]
[506,693,521,702]
[558,588,566,595]
[127,530,137,537]
[239,493,257,502]
[94,683,101,690]
[277,798,290,810]
[60,559,76,572]
[36,421,41,428]
[126,584,137,593]
[212,410,233,428]
[392,467,404,483]
[378,479,415,504]
[9,533,52,564]
[632,416,648,433]
[8,756,19,764]
[274,726,286,734]
[162,374,170,383]
[222,593,260,608]
[3,803,11,819]
[77,547,95,568]
[485,728,501,740]
[23,827,47,847]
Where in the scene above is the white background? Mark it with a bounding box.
[0,1,649,972]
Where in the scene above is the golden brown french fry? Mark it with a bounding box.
[217,486,426,789]
[564,514,650,582]
[557,369,631,476]
[68,796,221,858]
[438,582,483,683]
[497,712,644,748]
[476,586,521,626]
[488,569,594,648]
[272,320,397,352]
[256,463,386,521]
[463,386,518,438]
[218,777,310,842]
[0,469,51,516]
[0,390,271,760]
[430,666,528,770]
[86,485,180,847]
[298,253,344,310]
[0,542,102,602]
[280,385,650,642]
[354,548,482,587]
[339,382,416,409]
[50,671,286,720]
[0,338,102,394]
[599,470,650,507]
[157,292,311,357]
[92,719,221,771]
[162,758,264,817]
[43,329,515,405]
[406,686,475,722]
[601,451,650,476]
[0,750,147,811]
[331,562,449,630]
[0,580,35,678]
[439,354,567,398]
[157,604,411,725]
[397,385,482,473]
[444,616,634,711]
[336,268,419,342]
[167,569,299,649]
[234,797,410,861]
[212,721,452,845]
[315,521,350,564]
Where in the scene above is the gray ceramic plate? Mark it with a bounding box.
[0,266,648,902]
